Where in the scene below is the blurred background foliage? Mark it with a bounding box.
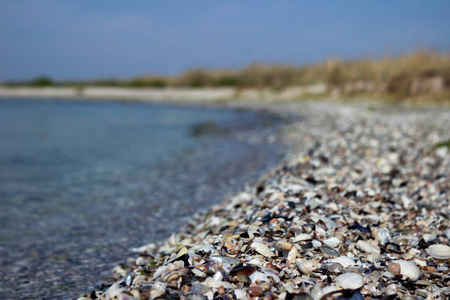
[4,51,450,101]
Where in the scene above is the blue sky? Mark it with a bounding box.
[0,1,449,81]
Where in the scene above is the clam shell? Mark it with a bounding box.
[356,240,380,253]
[392,260,421,281]
[287,245,298,264]
[328,256,355,268]
[323,237,341,248]
[334,272,364,290]
[251,241,275,257]
[293,233,312,242]
[296,259,319,276]
[427,244,450,260]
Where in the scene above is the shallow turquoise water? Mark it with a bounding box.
[0,98,284,298]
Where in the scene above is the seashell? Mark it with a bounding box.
[296,259,319,276]
[392,260,421,281]
[321,245,340,257]
[312,240,322,248]
[323,237,341,248]
[249,270,280,284]
[197,244,219,256]
[427,244,450,260]
[278,241,293,251]
[334,273,364,290]
[251,241,275,257]
[282,281,295,293]
[234,289,249,300]
[249,286,264,297]
[322,286,338,295]
[287,245,298,264]
[152,266,167,280]
[356,240,380,253]
[204,277,233,289]
[367,252,382,263]
[328,256,355,268]
[164,271,183,282]
[422,234,436,243]
[327,262,343,273]
[293,233,312,242]
[260,282,271,291]
[229,263,256,276]
[375,228,390,245]
[191,268,206,277]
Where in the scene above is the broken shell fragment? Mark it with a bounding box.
[251,241,275,257]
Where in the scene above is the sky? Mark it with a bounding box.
[0,1,449,81]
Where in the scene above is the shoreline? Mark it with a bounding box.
[77,100,450,299]
[0,99,290,299]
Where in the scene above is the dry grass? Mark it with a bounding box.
[5,50,450,101]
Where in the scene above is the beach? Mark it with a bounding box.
[1,91,449,299]
[67,98,450,299]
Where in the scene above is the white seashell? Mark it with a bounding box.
[445,229,450,240]
[312,240,322,248]
[322,286,338,295]
[105,283,125,299]
[422,234,436,243]
[381,271,395,279]
[296,259,319,276]
[367,252,382,263]
[356,240,380,253]
[213,271,223,281]
[293,233,312,242]
[427,244,450,260]
[234,289,249,300]
[334,273,364,290]
[393,260,421,281]
[152,266,167,280]
[204,277,233,289]
[197,244,219,255]
[287,245,298,264]
[251,241,275,257]
[323,237,341,248]
[328,256,355,268]
[191,268,206,277]
[283,281,295,293]
[376,228,390,245]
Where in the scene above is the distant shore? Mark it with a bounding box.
[1,85,449,107]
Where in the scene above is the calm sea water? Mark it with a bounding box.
[0,99,284,299]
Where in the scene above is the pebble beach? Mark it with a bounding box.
[76,100,450,300]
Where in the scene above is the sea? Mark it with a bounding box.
[0,98,286,299]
